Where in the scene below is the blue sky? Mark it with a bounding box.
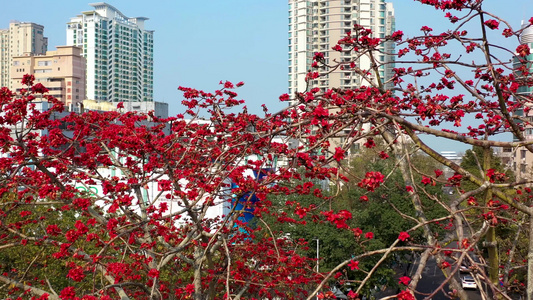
[1,1,532,152]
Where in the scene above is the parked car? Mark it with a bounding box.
[459,262,470,273]
[461,275,477,289]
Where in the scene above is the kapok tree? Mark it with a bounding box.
[283,0,533,299]
[0,75,331,300]
[1,0,533,300]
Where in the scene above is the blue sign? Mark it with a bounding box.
[231,168,274,224]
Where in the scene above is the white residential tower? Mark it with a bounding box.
[66,3,154,103]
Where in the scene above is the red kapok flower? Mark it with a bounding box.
[398,232,410,241]
[148,268,160,278]
[421,176,435,186]
[46,224,62,236]
[59,286,76,300]
[517,44,530,57]
[348,260,359,270]
[440,261,451,269]
[31,83,49,94]
[21,74,35,86]
[484,19,499,30]
[334,147,345,161]
[397,290,415,300]
[399,276,411,285]
[461,238,470,249]
[347,290,359,299]
[358,171,384,192]
[391,30,404,41]
[67,266,85,282]
[363,138,376,148]
[20,210,32,217]
[352,227,363,237]
[365,232,374,239]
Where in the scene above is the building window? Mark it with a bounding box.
[37,60,51,66]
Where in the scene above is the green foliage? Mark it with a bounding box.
[460,145,515,191]
[343,146,448,245]
[260,144,450,296]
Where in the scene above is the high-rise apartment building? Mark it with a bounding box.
[288,0,395,97]
[509,23,533,180]
[0,21,48,88]
[11,46,86,107]
[66,3,154,103]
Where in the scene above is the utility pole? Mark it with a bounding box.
[313,238,319,273]
[313,238,320,300]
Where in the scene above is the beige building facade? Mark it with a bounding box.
[11,46,86,107]
[288,0,395,156]
[506,24,533,181]
[0,21,48,88]
[288,0,395,100]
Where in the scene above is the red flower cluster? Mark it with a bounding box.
[398,232,410,241]
[484,19,499,30]
[399,276,411,285]
[348,260,359,270]
[517,44,530,57]
[67,266,86,282]
[358,171,384,192]
[397,290,415,300]
[334,147,345,161]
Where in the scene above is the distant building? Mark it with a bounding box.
[78,99,168,119]
[287,0,395,156]
[11,46,86,107]
[440,151,462,164]
[0,21,48,88]
[288,0,395,100]
[66,3,154,103]
[439,151,463,178]
[512,23,533,180]
[113,101,168,118]
[493,146,514,171]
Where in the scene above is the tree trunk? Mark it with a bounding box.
[194,247,204,300]
[526,214,533,300]
[483,147,499,285]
